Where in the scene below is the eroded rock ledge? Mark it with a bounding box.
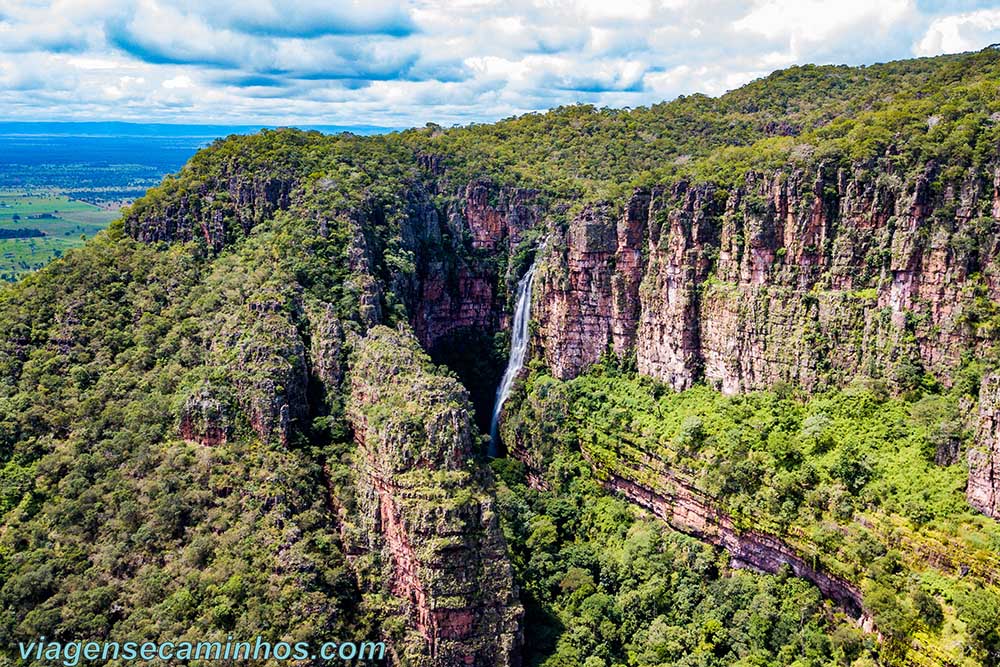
[590,458,868,621]
[347,326,523,666]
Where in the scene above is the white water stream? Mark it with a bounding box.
[488,261,538,456]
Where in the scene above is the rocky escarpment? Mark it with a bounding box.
[597,464,869,621]
[178,382,232,446]
[347,327,522,666]
[124,155,297,252]
[411,179,540,348]
[534,162,1000,394]
[534,203,621,378]
[207,290,310,446]
[970,373,1000,519]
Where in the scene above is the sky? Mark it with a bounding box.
[2,0,1000,129]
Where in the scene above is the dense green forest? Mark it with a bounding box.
[3,48,1000,667]
[493,453,882,667]
[500,360,1000,665]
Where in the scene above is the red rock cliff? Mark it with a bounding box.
[347,327,523,667]
[533,162,999,395]
[970,373,1000,519]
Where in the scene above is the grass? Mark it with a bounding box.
[0,190,118,281]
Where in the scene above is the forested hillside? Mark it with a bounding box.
[3,48,1000,667]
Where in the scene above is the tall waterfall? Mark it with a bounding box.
[488,261,538,457]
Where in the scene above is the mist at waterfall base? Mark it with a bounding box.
[488,263,537,457]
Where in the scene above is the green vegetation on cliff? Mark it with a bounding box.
[501,361,1000,665]
[3,47,1000,667]
[493,453,880,667]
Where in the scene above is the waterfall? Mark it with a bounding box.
[488,261,538,457]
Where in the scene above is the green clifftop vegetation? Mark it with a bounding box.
[2,48,1000,666]
[500,361,1000,665]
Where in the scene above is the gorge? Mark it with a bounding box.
[3,48,1000,667]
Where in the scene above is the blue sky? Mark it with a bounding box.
[2,0,1000,128]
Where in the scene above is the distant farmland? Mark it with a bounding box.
[0,122,393,281]
[0,191,118,281]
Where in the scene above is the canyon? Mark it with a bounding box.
[10,50,1000,667]
[525,164,1000,521]
[128,158,1000,651]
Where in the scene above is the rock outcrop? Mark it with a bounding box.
[535,203,619,378]
[307,302,346,398]
[178,382,231,446]
[597,464,867,619]
[210,291,309,445]
[970,373,1000,519]
[124,152,298,251]
[347,327,522,666]
[533,163,1000,394]
[460,179,539,251]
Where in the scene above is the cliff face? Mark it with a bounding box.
[209,291,310,446]
[596,461,868,620]
[970,373,1000,519]
[534,163,1000,394]
[411,180,539,349]
[178,382,231,446]
[534,204,619,378]
[526,162,1000,520]
[124,151,298,251]
[348,327,522,667]
[461,180,538,252]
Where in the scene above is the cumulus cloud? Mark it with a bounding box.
[915,7,1000,55]
[0,0,998,126]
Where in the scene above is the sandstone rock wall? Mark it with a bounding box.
[598,465,867,619]
[535,204,618,378]
[411,180,540,348]
[969,373,1000,519]
[124,164,296,251]
[533,162,1000,394]
[348,327,522,666]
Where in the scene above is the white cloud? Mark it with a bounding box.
[734,0,913,42]
[162,74,193,89]
[0,0,996,126]
[915,8,1000,56]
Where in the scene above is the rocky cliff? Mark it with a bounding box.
[411,179,540,349]
[533,163,1000,394]
[347,327,522,666]
[597,462,870,622]
[209,289,310,445]
[970,373,1000,519]
[123,131,302,251]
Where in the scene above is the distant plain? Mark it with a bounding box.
[0,122,392,281]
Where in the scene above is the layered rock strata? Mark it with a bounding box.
[969,373,1000,519]
[533,163,1000,395]
[348,327,522,667]
[598,466,867,620]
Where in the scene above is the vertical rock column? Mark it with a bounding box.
[348,326,523,666]
[636,183,720,389]
[969,373,1000,519]
[535,191,651,379]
